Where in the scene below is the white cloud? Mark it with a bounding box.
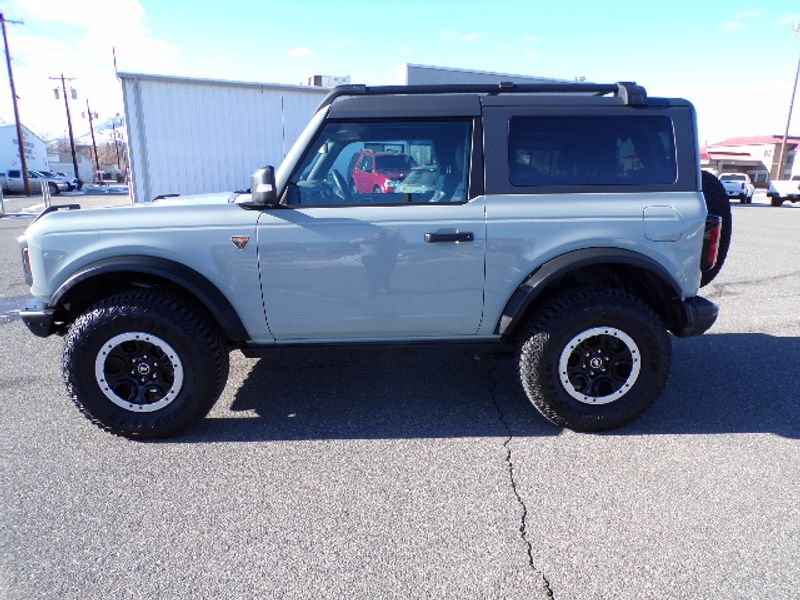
[326,38,355,49]
[11,0,146,30]
[522,34,537,43]
[459,32,480,43]
[736,9,762,20]
[0,0,185,138]
[287,46,314,58]
[392,64,407,85]
[779,13,800,25]
[719,22,745,31]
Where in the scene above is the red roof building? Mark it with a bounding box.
[701,135,799,185]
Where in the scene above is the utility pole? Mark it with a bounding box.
[776,22,800,180]
[111,116,121,169]
[50,74,81,189]
[84,99,100,179]
[1,13,30,196]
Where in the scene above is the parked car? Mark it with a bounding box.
[767,175,800,207]
[719,173,754,203]
[394,165,439,194]
[1,169,68,195]
[17,80,728,439]
[351,150,417,193]
[38,170,78,192]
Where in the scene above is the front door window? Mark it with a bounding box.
[285,120,471,206]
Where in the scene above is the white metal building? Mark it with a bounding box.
[119,73,328,202]
[0,121,48,172]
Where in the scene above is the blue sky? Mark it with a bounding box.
[1,0,799,145]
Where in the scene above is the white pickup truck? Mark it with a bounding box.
[719,173,754,203]
[0,169,68,195]
[767,175,800,207]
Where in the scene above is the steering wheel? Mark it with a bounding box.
[330,170,351,202]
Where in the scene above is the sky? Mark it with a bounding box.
[0,0,798,146]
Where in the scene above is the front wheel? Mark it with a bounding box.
[771,196,784,207]
[63,290,229,438]
[48,182,60,196]
[518,288,671,432]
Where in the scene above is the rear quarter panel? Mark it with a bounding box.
[480,191,707,335]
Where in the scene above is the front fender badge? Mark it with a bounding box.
[231,235,250,249]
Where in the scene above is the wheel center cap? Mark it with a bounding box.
[589,357,604,369]
[137,363,151,376]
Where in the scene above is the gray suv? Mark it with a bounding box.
[17,81,727,438]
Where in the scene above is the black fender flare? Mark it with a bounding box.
[52,255,250,341]
[496,248,683,335]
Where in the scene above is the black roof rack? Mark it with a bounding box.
[317,81,647,111]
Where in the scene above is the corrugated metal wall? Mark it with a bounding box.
[119,73,328,202]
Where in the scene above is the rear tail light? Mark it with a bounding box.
[701,215,722,271]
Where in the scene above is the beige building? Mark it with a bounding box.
[701,135,800,186]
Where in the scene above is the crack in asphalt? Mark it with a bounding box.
[486,358,556,600]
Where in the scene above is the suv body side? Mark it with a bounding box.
[21,91,707,345]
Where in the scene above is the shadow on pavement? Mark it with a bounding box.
[618,333,800,438]
[171,333,800,443]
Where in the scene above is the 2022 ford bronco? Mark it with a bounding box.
[18,81,730,438]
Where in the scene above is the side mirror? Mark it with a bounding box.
[250,166,278,206]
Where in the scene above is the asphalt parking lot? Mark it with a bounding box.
[1,192,799,599]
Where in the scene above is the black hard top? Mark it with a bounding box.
[324,81,692,119]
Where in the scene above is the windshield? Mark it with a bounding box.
[720,174,745,181]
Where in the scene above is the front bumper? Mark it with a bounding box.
[671,296,718,338]
[19,299,57,338]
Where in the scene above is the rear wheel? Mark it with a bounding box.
[373,185,382,193]
[63,289,229,438]
[771,196,784,207]
[48,182,60,196]
[518,288,671,431]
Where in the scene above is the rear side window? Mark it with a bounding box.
[509,116,677,186]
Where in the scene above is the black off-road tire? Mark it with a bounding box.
[518,288,671,432]
[62,289,229,439]
[700,170,732,287]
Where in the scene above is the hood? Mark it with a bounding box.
[150,191,238,205]
[23,191,248,239]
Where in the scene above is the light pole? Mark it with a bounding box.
[775,22,800,180]
[50,74,81,189]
